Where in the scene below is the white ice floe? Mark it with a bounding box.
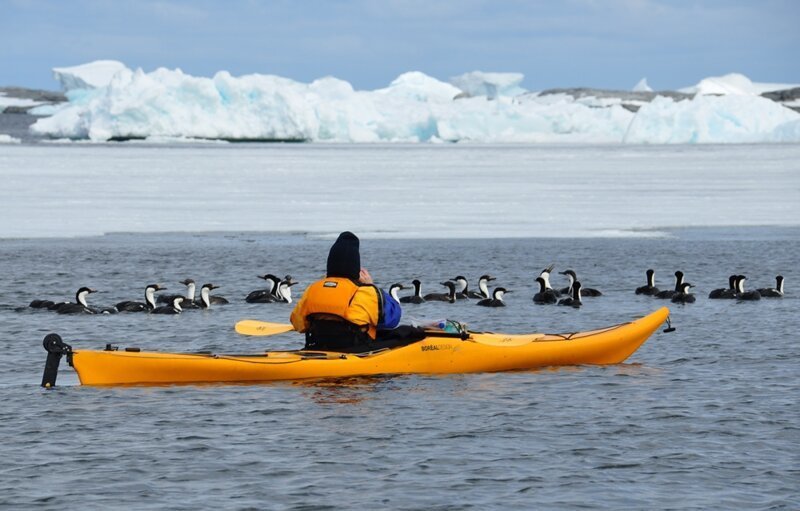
[0,134,21,144]
[26,104,64,116]
[0,93,44,111]
[29,63,800,144]
[1,144,798,239]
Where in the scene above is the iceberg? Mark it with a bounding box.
[632,78,653,92]
[52,60,128,91]
[449,71,527,99]
[29,62,800,144]
[680,72,798,96]
[624,95,800,144]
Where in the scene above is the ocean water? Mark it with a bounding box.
[0,142,798,509]
[0,230,798,510]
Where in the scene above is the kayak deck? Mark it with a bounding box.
[44,307,670,386]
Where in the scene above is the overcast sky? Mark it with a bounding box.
[1,0,797,92]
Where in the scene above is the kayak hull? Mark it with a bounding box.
[68,307,669,386]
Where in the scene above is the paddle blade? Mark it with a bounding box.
[235,320,295,336]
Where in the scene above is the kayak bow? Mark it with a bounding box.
[42,307,669,386]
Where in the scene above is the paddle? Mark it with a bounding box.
[234,319,469,340]
[234,320,295,336]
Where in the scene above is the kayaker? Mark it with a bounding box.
[290,231,402,352]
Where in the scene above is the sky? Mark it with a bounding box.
[1,0,798,92]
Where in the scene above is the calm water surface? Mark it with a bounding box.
[1,230,798,510]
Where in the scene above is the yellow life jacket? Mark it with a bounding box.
[291,277,383,340]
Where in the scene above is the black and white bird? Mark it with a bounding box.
[757,275,784,298]
[558,281,582,308]
[245,274,282,303]
[206,284,229,305]
[116,284,165,312]
[272,276,298,303]
[451,276,472,300]
[424,281,457,303]
[470,274,496,299]
[477,287,510,307]
[736,276,761,301]
[400,279,425,304]
[709,275,739,299]
[533,276,558,304]
[389,283,406,302]
[157,278,196,306]
[197,283,221,309]
[37,294,74,311]
[671,282,696,304]
[558,269,602,296]
[151,296,184,315]
[538,264,561,297]
[655,271,684,299]
[635,269,660,296]
[55,287,98,314]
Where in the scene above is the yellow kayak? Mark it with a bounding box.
[42,307,669,386]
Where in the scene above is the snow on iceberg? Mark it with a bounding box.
[377,71,462,102]
[449,71,527,99]
[30,63,800,144]
[53,60,128,91]
[680,72,798,96]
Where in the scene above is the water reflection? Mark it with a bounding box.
[293,375,398,405]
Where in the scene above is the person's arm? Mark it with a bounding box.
[357,268,401,329]
[378,289,402,329]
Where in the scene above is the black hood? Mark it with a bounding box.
[326,231,360,280]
